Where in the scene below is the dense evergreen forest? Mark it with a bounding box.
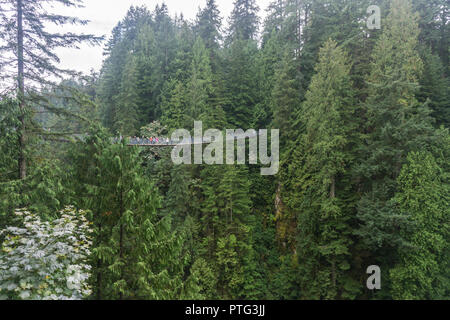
[0,0,449,300]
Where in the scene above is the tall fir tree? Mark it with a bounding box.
[160,80,190,131]
[271,46,302,142]
[289,39,359,299]
[195,0,223,51]
[187,38,215,125]
[223,38,260,128]
[417,47,450,128]
[390,151,449,300]
[71,129,186,299]
[227,0,260,42]
[113,54,141,136]
[0,0,102,179]
[355,0,441,297]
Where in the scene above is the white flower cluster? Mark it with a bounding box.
[0,206,93,300]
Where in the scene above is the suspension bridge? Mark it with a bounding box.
[120,130,264,147]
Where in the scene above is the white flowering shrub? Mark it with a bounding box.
[0,206,93,300]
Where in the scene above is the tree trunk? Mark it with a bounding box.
[17,0,26,179]
[119,194,124,300]
[96,221,103,300]
[441,7,448,77]
[331,258,336,294]
[330,176,336,199]
[330,175,336,296]
[119,222,123,300]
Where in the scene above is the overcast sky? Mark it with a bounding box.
[49,0,272,75]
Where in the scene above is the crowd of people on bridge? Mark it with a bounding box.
[113,135,199,145]
[126,136,172,145]
[113,131,262,146]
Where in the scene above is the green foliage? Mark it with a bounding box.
[187,38,216,124]
[0,158,72,222]
[223,38,260,128]
[390,151,449,299]
[72,128,186,299]
[287,39,359,299]
[161,80,190,130]
[113,54,141,136]
[271,47,301,142]
[228,0,260,42]
[0,207,92,300]
[1,0,449,301]
[165,165,192,220]
[418,47,450,128]
[355,0,436,253]
[0,97,19,182]
[195,0,223,51]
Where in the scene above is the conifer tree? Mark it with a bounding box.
[390,151,449,299]
[161,80,190,131]
[413,0,449,75]
[354,1,447,298]
[418,47,450,128]
[299,0,373,92]
[198,164,255,298]
[187,38,215,124]
[165,164,192,221]
[172,20,196,83]
[289,39,358,299]
[356,0,436,255]
[196,0,222,51]
[152,3,177,103]
[227,0,260,42]
[133,23,159,123]
[72,129,185,299]
[271,47,301,142]
[114,55,140,136]
[0,99,72,220]
[99,6,151,130]
[223,38,260,128]
[0,97,19,182]
[0,0,102,179]
[262,0,284,41]
[255,30,284,128]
